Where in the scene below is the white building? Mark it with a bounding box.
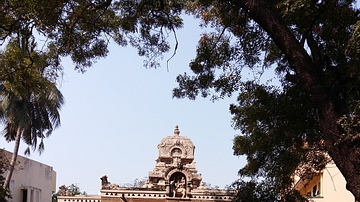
[1,149,56,202]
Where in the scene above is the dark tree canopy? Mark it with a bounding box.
[171,0,360,201]
[0,0,184,73]
[1,0,360,201]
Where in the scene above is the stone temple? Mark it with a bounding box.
[57,125,235,202]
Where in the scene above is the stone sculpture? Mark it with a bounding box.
[141,180,154,188]
[100,175,120,190]
[170,177,186,198]
[196,181,208,190]
[58,185,75,196]
[58,185,66,196]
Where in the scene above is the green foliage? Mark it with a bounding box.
[229,82,331,200]
[0,0,185,70]
[230,180,306,202]
[337,101,360,143]
[0,38,64,155]
[52,192,58,202]
[0,150,11,201]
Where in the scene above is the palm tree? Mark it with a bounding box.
[0,36,64,189]
[0,79,64,189]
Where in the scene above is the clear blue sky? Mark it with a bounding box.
[0,15,277,194]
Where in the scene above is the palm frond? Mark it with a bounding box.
[0,77,64,155]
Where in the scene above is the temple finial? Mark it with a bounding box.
[174,125,180,136]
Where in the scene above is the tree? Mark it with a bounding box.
[229,180,307,202]
[2,0,360,200]
[0,37,64,189]
[0,0,183,71]
[171,0,360,201]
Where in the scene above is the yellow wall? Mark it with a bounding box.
[52,170,57,193]
[298,163,354,202]
[299,174,322,197]
[321,164,354,202]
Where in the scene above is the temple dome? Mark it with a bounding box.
[157,125,195,160]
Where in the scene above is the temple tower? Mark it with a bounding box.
[146,125,202,197]
[58,125,237,202]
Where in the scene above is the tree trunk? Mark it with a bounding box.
[237,0,360,200]
[3,127,22,189]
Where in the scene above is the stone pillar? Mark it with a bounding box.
[187,182,192,198]
[165,182,170,197]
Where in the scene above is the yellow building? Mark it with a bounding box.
[293,162,355,202]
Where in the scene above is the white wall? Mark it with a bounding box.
[2,150,56,202]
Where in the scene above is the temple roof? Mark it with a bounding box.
[157,125,195,160]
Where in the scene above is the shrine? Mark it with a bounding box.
[57,125,236,202]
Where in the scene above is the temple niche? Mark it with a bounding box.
[145,125,202,197]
